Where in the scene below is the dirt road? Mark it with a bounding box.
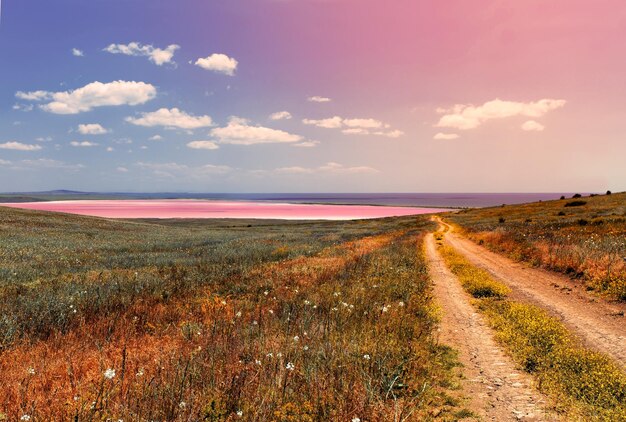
[439,218,626,369]
[425,233,554,421]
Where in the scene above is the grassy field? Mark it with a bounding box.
[446,192,626,300]
[0,206,464,420]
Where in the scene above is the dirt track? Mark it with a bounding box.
[425,233,555,421]
[439,219,626,369]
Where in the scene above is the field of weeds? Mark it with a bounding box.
[0,206,461,420]
[447,192,626,300]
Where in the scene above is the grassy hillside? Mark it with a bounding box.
[447,192,626,300]
[0,206,463,420]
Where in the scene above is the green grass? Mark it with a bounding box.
[0,205,468,420]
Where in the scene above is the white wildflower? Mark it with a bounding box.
[293,336,299,342]
[286,362,295,371]
[20,415,31,421]
[235,311,242,318]
[255,359,262,366]
[363,354,371,360]
[136,368,144,377]
[236,410,243,417]
[27,367,35,375]
[104,368,116,379]
[264,290,269,296]
[382,305,389,313]
[179,401,186,409]
[398,301,405,307]
[352,418,361,422]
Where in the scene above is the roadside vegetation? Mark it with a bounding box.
[438,242,626,420]
[0,206,463,420]
[447,192,626,300]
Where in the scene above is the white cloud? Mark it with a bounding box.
[376,130,404,138]
[343,118,384,129]
[70,141,98,147]
[15,90,51,101]
[275,161,378,175]
[292,141,320,148]
[433,132,460,140]
[521,120,545,132]
[30,81,157,114]
[187,140,220,150]
[77,123,109,135]
[436,98,566,130]
[269,111,292,121]
[303,116,343,129]
[149,135,163,141]
[104,42,180,66]
[195,53,238,76]
[0,141,42,151]
[342,128,370,135]
[116,167,129,172]
[72,48,84,57]
[36,137,53,142]
[0,159,12,166]
[211,117,303,145]
[13,104,34,112]
[304,116,403,137]
[126,108,214,130]
[308,96,331,103]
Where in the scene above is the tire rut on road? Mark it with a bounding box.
[425,233,556,421]
[441,220,626,369]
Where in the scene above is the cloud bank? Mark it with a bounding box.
[436,98,566,130]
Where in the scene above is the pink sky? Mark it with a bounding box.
[1,0,624,192]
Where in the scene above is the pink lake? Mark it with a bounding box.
[2,200,449,220]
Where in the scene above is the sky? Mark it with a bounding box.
[0,0,625,193]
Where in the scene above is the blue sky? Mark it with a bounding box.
[1,0,624,192]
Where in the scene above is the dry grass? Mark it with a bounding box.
[446,192,626,300]
[0,207,462,420]
[439,241,626,420]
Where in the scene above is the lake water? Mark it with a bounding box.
[1,200,450,220]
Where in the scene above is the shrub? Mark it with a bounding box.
[560,196,566,200]
[565,201,587,207]
[558,211,566,216]
[607,190,612,195]
[498,217,506,224]
[573,194,582,198]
